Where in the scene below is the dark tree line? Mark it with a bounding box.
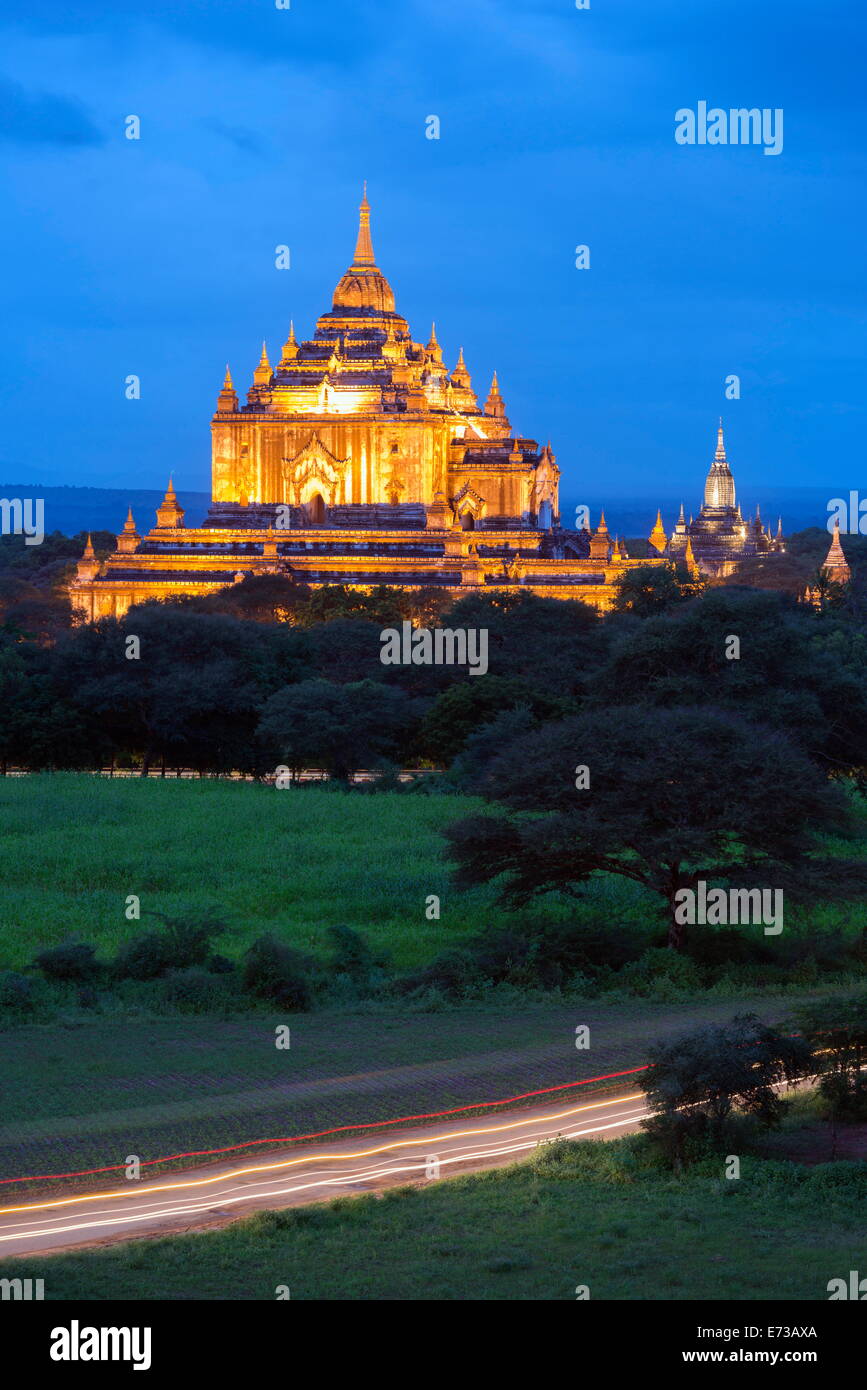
[1,568,866,789]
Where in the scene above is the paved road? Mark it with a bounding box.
[0,1088,648,1257]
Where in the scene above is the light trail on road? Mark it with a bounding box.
[0,1093,649,1255]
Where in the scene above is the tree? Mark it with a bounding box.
[257,677,417,781]
[197,572,312,624]
[591,588,867,782]
[444,705,866,950]
[441,590,602,696]
[611,562,704,616]
[299,583,406,629]
[638,1014,811,1168]
[793,991,867,1132]
[419,675,574,765]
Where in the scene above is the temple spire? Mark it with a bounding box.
[217,363,238,412]
[705,419,736,510]
[352,183,376,267]
[649,508,668,554]
[484,369,506,418]
[451,346,471,389]
[117,507,140,554]
[281,322,299,363]
[683,534,700,577]
[589,509,611,559]
[253,342,271,385]
[83,533,95,558]
[156,476,185,530]
[823,518,851,583]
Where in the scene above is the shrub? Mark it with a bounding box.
[33,939,100,982]
[241,935,314,1011]
[400,947,483,998]
[617,948,701,998]
[326,925,389,984]
[114,931,177,981]
[114,910,228,981]
[0,970,34,1014]
[161,966,231,1013]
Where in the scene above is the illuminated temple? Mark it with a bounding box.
[648,422,785,578]
[70,190,664,620]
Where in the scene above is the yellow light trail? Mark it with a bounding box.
[0,1092,645,1218]
[0,1107,649,1245]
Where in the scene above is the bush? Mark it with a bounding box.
[400,947,483,999]
[326,925,389,985]
[241,935,314,1011]
[161,966,232,1013]
[114,931,178,981]
[616,948,701,998]
[33,939,100,982]
[114,910,228,981]
[0,970,34,1015]
[398,914,647,999]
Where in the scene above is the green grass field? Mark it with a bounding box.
[0,774,501,971]
[5,1138,864,1300]
[1,774,863,975]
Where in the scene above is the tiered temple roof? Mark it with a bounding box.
[70,189,666,620]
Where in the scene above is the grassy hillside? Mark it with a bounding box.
[0,775,497,971]
[5,1137,863,1300]
[1,775,864,974]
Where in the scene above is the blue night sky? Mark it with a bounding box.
[0,0,864,521]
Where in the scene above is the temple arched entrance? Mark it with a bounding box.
[307,492,326,525]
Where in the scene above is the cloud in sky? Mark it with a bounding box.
[0,75,102,146]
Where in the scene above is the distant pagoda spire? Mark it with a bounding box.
[649,508,668,554]
[683,534,700,577]
[76,532,100,580]
[704,418,736,510]
[822,518,851,585]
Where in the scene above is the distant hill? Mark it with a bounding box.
[0,485,211,538]
[0,482,843,542]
